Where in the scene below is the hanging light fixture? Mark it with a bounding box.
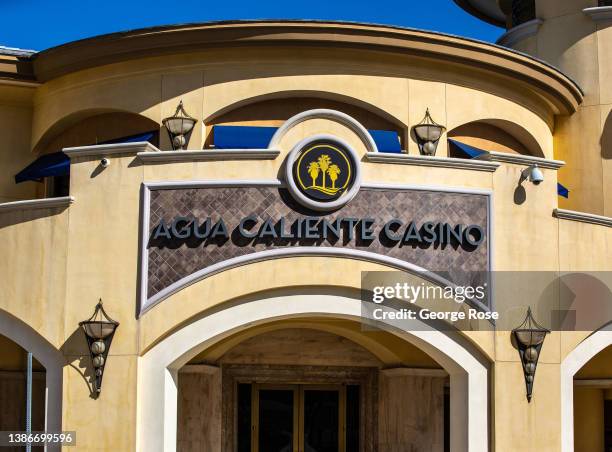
[413,109,446,156]
[512,307,550,402]
[79,299,119,396]
[162,100,197,150]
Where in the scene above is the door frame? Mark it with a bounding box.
[223,364,378,452]
[251,383,347,452]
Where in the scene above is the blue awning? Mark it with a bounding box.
[558,182,570,199]
[369,129,402,153]
[213,125,278,149]
[212,125,403,153]
[448,139,489,159]
[15,152,69,183]
[14,131,158,183]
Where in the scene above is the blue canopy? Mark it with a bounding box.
[212,125,402,153]
[448,139,488,159]
[213,125,278,149]
[14,152,69,183]
[14,131,157,184]
[368,129,402,153]
[557,182,570,199]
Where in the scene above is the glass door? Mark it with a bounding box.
[243,384,358,452]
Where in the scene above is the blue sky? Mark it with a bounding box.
[1,0,503,51]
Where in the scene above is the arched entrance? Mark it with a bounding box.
[561,328,612,452]
[137,293,489,452]
[0,309,63,446]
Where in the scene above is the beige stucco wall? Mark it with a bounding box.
[506,1,612,216]
[0,85,38,203]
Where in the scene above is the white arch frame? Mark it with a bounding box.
[560,326,612,452]
[268,109,379,153]
[137,293,489,452]
[0,309,63,449]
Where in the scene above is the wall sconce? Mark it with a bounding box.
[79,299,119,396]
[512,307,550,402]
[162,100,197,150]
[413,109,446,156]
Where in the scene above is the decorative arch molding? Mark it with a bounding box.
[32,107,159,154]
[448,118,545,158]
[136,293,490,452]
[269,108,379,153]
[560,326,612,452]
[203,89,408,130]
[0,308,64,438]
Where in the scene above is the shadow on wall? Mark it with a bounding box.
[602,109,612,160]
[60,328,98,399]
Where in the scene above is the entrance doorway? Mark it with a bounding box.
[237,384,360,452]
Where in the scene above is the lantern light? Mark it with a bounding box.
[512,307,550,402]
[162,100,197,150]
[79,299,119,396]
[413,109,446,156]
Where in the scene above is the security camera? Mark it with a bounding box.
[522,164,544,185]
[100,158,110,168]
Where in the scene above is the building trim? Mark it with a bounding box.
[583,6,612,22]
[270,109,378,153]
[496,19,544,48]
[573,379,612,388]
[31,21,582,114]
[365,152,500,172]
[0,196,74,213]
[178,364,220,375]
[63,141,160,158]
[476,151,565,169]
[380,367,449,378]
[137,149,280,162]
[553,209,612,228]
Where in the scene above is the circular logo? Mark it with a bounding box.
[286,135,361,211]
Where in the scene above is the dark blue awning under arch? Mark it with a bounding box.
[14,131,157,184]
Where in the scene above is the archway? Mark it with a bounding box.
[561,327,612,452]
[137,293,490,452]
[0,309,64,439]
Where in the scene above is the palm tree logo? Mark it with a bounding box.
[304,154,343,196]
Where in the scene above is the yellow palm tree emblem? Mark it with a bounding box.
[303,154,345,196]
[327,164,341,189]
[307,162,320,186]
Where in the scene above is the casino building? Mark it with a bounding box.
[0,1,611,451]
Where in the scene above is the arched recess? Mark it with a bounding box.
[0,308,64,438]
[448,119,545,158]
[561,325,612,452]
[33,108,160,154]
[137,292,490,452]
[203,90,407,149]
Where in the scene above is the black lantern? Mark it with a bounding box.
[79,299,119,396]
[413,109,446,156]
[512,307,550,402]
[162,100,197,150]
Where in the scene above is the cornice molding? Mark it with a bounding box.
[380,367,449,378]
[365,152,500,172]
[554,209,612,228]
[0,196,74,213]
[583,6,612,22]
[32,21,582,114]
[137,149,280,162]
[63,141,160,158]
[476,151,564,169]
[496,19,544,48]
